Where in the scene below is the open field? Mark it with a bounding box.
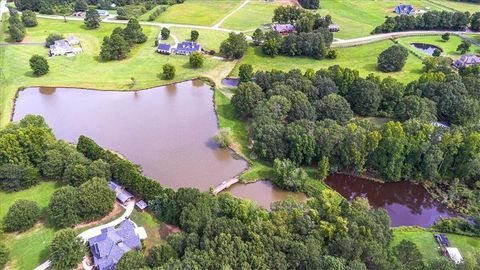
[392,227,480,262]
[233,41,424,83]
[0,18,231,127]
[429,0,480,12]
[170,27,229,52]
[397,35,480,58]
[319,0,448,39]
[152,0,241,26]
[220,1,284,31]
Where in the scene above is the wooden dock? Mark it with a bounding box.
[213,178,239,195]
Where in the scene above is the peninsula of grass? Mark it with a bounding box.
[392,227,480,262]
[233,41,424,83]
[0,18,231,127]
[220,1,284,31]
[150,0,241,26]
[397,35,480,58]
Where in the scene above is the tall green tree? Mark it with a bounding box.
[84,8,101,29]
[273,158,307,191]
[123,18,147,44]
[29,55,49,76]
[116,251,146,270]
[49,229,86,270]
[238,63,253,83]
[3,199,40,232]
[220,32,248,59]
[48,186,81,227]
[190,30,199,41]
[21,10,38,27]
[231,82,265,118]
[74,0,88,12]
[377,45,408,72]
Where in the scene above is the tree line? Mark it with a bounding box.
[231,65,480,218]
[373,11,480,34]
[7,8,37,42]
[99,18,147,61]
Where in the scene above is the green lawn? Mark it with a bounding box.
[152,0,241,26]
[220,1,285,31]
[0,181,60,270]
[392,227,480,262]
[0,18,230,127]
[130,209,164,251]
[318,0,448,39]
[397,35,480,59]
[429,0,480,12]
[170,27,229,52]
[233,41,424,83]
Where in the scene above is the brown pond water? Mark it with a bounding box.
[225,180,307,210]
[12,81,248,191]
[325,174,455,227]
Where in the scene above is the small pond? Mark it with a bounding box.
[221,78,240,87]
[325,174,455,227]
[12,81,248,191]
[411,42,443,55]
[225,180,307,210]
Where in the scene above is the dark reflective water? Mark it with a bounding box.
[13,81,248,191]
[411,42,443,55]
[221,78,239,87]
[325,174,454,227]
[226,180,306,210]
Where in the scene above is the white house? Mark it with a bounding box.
[49,37,82,57]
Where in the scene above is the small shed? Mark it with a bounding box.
[157,43,171,54]
[117,190,134,205]
[445,247,463,264]
[135,200,148,211]
[328,24,340,32]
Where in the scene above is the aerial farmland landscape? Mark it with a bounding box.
[1,0,480,269]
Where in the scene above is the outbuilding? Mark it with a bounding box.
[157,43,171,54]
[445,247,463,264]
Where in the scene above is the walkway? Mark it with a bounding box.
[212,0,250,29]
[34,201,135,270]
[213,178,239,195]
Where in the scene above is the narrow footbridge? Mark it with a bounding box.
[213,178,239,195]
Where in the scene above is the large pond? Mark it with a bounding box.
[325,174,454,227]
[12,81,248,191]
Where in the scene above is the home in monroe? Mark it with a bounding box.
[271,23,295,34]
[49,37,82,57]
[453,54,480,69]
[157,41,202,55]
[88,219,147,270]
[394,4,415,15]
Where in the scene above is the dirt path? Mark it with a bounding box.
[212,0,250,29]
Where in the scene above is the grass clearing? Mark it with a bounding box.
[220,1,285,31]
[152,0,241,26]
[170,27,229,52]
[233,41,424,83]
[392,227,480,262]
[0,18,230,127]
[130,209,164,251]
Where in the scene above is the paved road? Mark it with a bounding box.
[212,0,250,29]
[34,202,135,270]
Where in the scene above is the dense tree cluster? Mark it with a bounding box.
[8,9,26,42]
[219,32,248,59]
[84,7,101,29]
[377,45,409,72]
[373,11,472,33]
[21,10,38,27]
[49,229,86,270]
[99,18,147,61]
[3,200,41,232]
[231,67,480,216]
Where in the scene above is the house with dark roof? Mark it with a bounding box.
[453,55,480,68]
[157,43,171,54]
[172,41,202,55]
[328,24,340,32]
[88,219,142,270]
[271,23,295,34]
[394,4,414,15]
[108,181,134,205]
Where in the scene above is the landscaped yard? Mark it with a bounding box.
[220,1,285,31]
[130,209,164,251]
[397,35,480,58]
[151,0,241,26]
[232,41,424,83]
[0,18,231,127]
[169,27,229,52]
[392,227,480,262]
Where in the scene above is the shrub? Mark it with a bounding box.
[190,30,199,41]
[326,49,337,59]
[213,128,232,148]
[3,200,40,232]
[238,63,253,83]
[0,163,39,192]
[161,27,170,40]
[441,32,450,41]
[21,10,38,27]
[0,243,8,269]
[189,52,204,68]
[29,55,49,76]
[377,45,408,72]
[49,229,86,270]
[432,49,441,57]
[45,33,64,47]
[162,63,175,80]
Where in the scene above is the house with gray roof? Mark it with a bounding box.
[172,41,202,55]
[108,181,134,205]
[271,23,295,34]
[49,37,82,57]
[88,219,142,270]
[394,4,414,15]
[453,55,480,69]
[157,43,171,54]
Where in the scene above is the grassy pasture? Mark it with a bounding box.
[220,1,285,31]
[429,0,480,12]
[169,27,229,51]
[152,0,241,26]
[397,35,480,58]
[233,41,424,83]
[0,18,230,127]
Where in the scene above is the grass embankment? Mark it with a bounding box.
[392,227,480,262]
[130,209,164,251]
[318,0,448,39]
[0,182,59,270]
[152,0,241,26]
[220,1,284,31]
[0,18,230,127]
[233,41,424,83]
[397,35,480,59]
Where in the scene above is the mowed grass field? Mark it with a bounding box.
[169,27,229,51]
[0,181,60,270]
[152,0,241,26]
[220,1,285,31]
[397,35,480,58]
[0,18,231,127]
[392,227,480,262]
[429,0,480,12]
[318,0,448,39]
[233,40,424,83]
